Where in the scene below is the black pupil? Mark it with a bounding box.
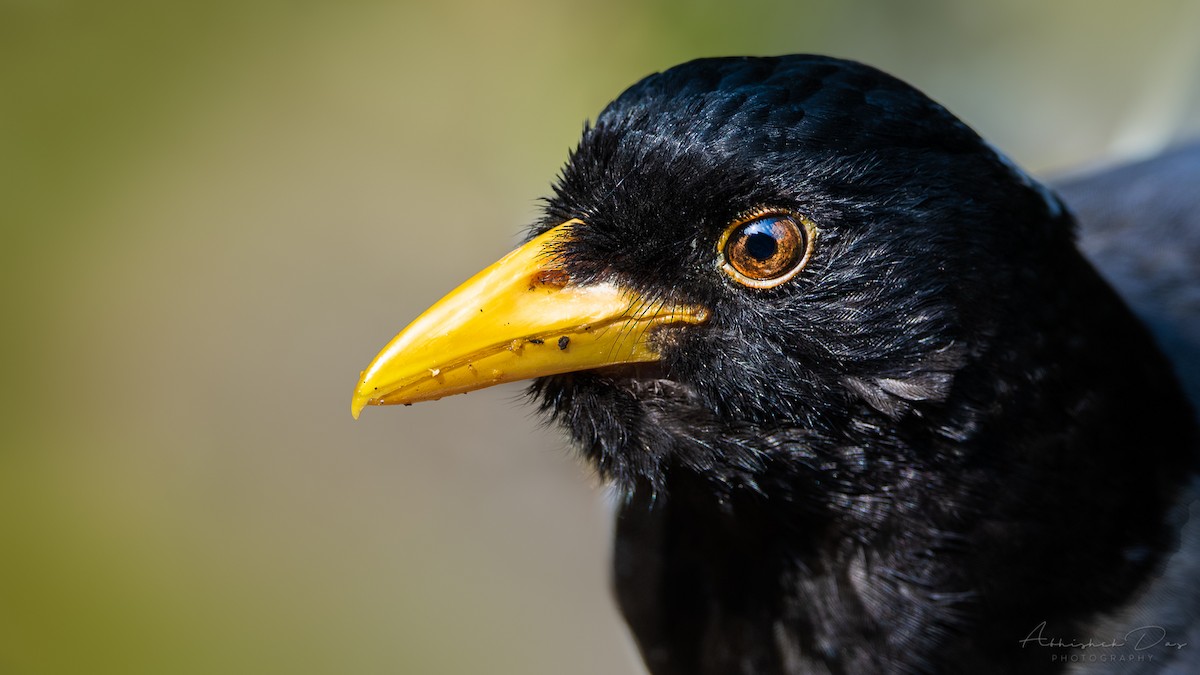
[743,221,779,261]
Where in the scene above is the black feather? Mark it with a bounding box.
[528,56,1199,673]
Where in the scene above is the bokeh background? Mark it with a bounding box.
[3,1,1200,673]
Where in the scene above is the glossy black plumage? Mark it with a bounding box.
[1059,143,1200,410]
[527,56,1200,673]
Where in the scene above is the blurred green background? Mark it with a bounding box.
[2,1,1199,673]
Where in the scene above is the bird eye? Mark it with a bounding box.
[718,211,815,288]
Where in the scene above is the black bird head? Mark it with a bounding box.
[353,56,1197,672]
[527,55,1078,495]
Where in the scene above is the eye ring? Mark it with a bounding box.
[717,210,817,289]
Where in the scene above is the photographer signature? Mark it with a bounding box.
[1020,621,1187,651]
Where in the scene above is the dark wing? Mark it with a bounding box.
[1053,143,1200,673]
[1054,141,1200,413]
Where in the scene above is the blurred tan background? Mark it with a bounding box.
[2,1,1199,673]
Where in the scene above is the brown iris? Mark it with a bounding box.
[718,211,815,288]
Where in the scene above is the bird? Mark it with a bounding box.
[351,55,1200,674]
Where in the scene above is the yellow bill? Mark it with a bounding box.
[351,220,710,418]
